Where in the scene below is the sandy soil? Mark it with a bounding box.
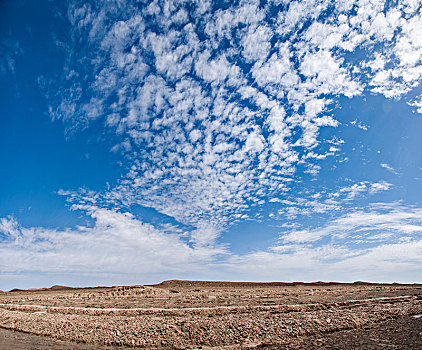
[0,280,421,349]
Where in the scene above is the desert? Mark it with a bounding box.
[0,280,422,349]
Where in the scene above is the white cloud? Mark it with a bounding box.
[241,25,272,62]
[350,119,369,130]
[408,95,422,114]
[225,202,422,282]
[381,163,398,174]
[226,238,422,282]
[4,202,421,284]
[300,50,362,99]
[189,129,202,143]
[272,180,393,220]
[282,202,422,244]
[38,0,422,250]
[0,205,227,276]
[251,45,292,86]
[245,132,265,153]
[370,181,392,194]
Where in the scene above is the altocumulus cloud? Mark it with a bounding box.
[2,0,422,284]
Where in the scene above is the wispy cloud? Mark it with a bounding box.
[282,202,422,244]
[2,202,422,283]
[228,202,422,282]
[0,205,227,277]
[269,180,392,219]
[0,39,22,76]
[381,163,399,175]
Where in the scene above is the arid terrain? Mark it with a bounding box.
[0,280,422,349]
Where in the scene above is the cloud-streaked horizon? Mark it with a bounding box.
[2,201,422,287]
[1,0,422,289]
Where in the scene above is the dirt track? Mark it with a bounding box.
[0,280,421,349]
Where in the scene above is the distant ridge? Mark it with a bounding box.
[151,279,421,288]
[5,280,421,292]
[8,285,75,293]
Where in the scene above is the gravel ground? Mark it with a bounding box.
[260,315,422,349]
[0,327,108,350]
[0,281,421,349]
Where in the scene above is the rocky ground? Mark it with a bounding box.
[0,280,421,349]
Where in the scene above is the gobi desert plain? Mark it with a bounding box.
[0,280,422,349]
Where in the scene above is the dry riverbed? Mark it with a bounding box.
[0,280,421,349]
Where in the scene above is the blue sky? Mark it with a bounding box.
[1,0,422,290]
